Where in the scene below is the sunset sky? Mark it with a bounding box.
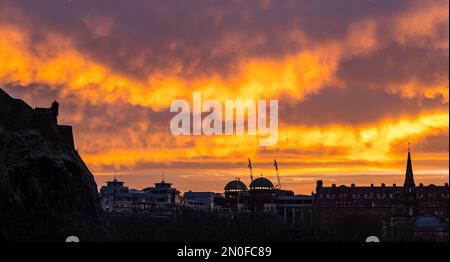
[0,0,448,194]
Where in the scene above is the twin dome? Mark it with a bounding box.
[224,177,274,192]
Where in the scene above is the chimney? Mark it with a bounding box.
[316,180,323,189]
[51,100,59,118]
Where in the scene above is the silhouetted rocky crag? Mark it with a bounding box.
[0,129,108,241]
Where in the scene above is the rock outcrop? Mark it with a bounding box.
[0,88,107,241]
[0,129,108,241]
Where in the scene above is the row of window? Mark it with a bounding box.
[319,193,449,199]
[332,201,383,208]
[319,193,394,199]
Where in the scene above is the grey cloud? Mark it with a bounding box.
[2,0,442,80]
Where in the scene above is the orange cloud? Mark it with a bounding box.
[1,0,448,109]
[0,24,342,111]
[80,111,448,167]
[387,78,449,104]
[0,0,448,194]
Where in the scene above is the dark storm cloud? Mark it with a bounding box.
[279,86,448,126]
[66,101,170,133]
[338,43,449,94]
[2,0,438,80]
[408,134,449,154]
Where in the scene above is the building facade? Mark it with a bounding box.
[213,177,314,225]
[99,178,182,216]
[183,191,219,211]
[98,148,448,240]
[99,178,133,214]
[313,148,449,220]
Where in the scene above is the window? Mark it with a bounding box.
[377,194,385,199]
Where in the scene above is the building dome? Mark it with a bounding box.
[224,180,248,192]
[413,215,447,232]
[250,177,274,190]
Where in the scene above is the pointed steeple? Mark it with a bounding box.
[113,168,118,182]
[404,142,415,187]
[403,142,417,217]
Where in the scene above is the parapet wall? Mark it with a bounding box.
[1,89,34,130]
[58,125,75,149]
[0,88,75,149]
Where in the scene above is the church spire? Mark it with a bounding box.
[403,142,417,217]
[404,142,415,187]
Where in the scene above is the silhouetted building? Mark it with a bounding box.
[99,178,182,216]
[214,176,313,225]
[99,178,133,214]
[248,177,276,212]
[313,147,449,221]
[0,88,74,148]
[276,194,313,225]
[214,179,249,211]
[97,147,447,242]
[182,192,220,210]
[382,214,449,242]
[215,177,278,213]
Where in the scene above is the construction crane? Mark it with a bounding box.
[274,159,282,189]
[248,158,254,182]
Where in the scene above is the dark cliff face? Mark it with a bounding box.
[0,129,108,241]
